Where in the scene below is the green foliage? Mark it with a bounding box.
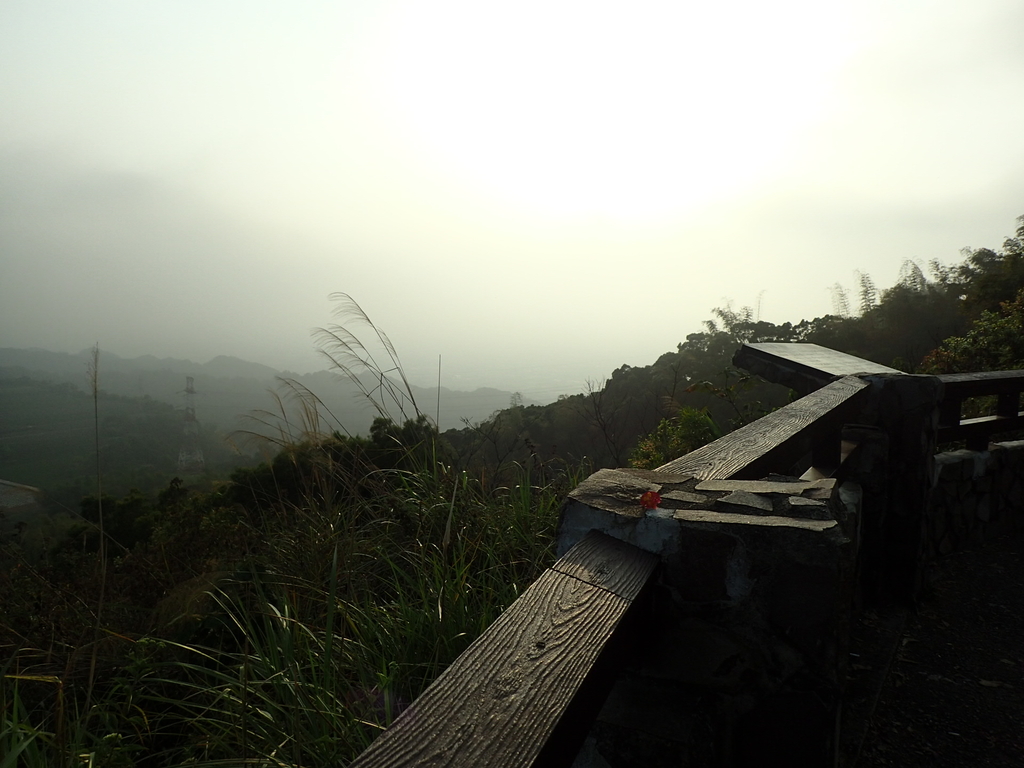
[0,292,577,765]
[685,368,776,430]
[921,287,1024,374]
[445,307,796,473]
[439,215,1024,474]
[629,407,721,469]
[1,298,569,767]
[8,216,1024,766]
[1,673,59,768]
[799,264,968,372]
[1,446,568,766]
[953,215,1024,316]
[78,490,158,553]
[0,376,252,510]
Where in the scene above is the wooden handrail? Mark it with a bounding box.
[349,360,876,768]
[348,531,659,768]
[656,375,871,480]
[348,349,1024,768]
[936,370,1024,450]
[734,342,900,396]
[937,369,1024,398]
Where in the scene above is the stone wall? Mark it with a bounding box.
[559,468,862,768]
[926,440,1024,558]
[557,439,1024,767]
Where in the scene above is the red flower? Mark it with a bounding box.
[639,490,662,510]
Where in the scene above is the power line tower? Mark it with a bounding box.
[177,376,205,474]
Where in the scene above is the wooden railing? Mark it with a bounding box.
[347,345,1024,768]
[936,370,1024,450]
[348,374,874,768]
[348,532,658,768]
[657,374,870,480]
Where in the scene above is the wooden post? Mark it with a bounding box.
[996,391,1020,418]
[860,373,943,604]
[937,395,961,431]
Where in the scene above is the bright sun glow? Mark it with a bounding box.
[371,0,855,221]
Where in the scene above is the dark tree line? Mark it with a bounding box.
[444,214,1024,473]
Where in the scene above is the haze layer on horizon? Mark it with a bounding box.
[2,0,1023,402]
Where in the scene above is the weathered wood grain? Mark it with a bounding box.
[348,532,658,768]
[936,371,1024,448]
[550,530,657,599]
[938,370,1024,398]
[735,342,900,395]
[657,375,870,480]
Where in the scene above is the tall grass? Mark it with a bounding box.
[120,465,568,766]
[1,298,579,766]
[86,343,107,715]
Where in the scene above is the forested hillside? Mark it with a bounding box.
[3,215,1023,767]
[0,376,253,509]
[0,348,533,438]
[443,214,1024,472]
[0,348,532,502]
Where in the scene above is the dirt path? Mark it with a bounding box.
[856,531,1024,767]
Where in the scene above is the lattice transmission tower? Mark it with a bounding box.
[177,376,205,473]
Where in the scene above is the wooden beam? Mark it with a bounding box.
[348,531,659,768]
[935,371,1024,448]
[734,343,900,395]
[938,412,1024,446]
[657,375,870,480]
[937,370,1024,399]
[996,392,1020,418]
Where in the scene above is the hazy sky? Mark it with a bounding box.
[2,0,1023,401]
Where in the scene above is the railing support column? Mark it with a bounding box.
[861,373,943,604]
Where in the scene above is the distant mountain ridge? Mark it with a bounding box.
[0,347,532,434]
[0,348,283,380]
